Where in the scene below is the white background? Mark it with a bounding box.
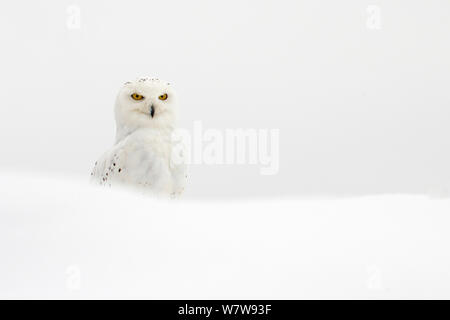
[1,1,449,197]
[1,1,450,300]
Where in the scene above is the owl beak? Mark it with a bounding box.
[150,105,155,118]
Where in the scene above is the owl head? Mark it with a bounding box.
[114,77,178,140]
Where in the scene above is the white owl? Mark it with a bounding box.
[91,77,187,197]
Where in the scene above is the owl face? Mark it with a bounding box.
[115,77,177,133]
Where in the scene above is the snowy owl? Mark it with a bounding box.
[91,77,187,197]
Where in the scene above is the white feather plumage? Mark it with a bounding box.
[91,77,187,196]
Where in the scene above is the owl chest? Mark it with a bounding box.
[121,135,171,170]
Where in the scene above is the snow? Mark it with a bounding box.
[1,170,450,299]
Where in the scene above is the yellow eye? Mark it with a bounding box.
[159,93,168,101]
[131,93,144,100]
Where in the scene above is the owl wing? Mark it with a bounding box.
[170,161,187,197]
[169,138,188,196]
[91,138,174,194]
[90,143,128,187]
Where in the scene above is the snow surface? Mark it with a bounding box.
[1,170,450,299]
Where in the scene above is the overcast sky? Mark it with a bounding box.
[0,0,449,197]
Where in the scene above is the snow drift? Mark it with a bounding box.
[0,170,449,299]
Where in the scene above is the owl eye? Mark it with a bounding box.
[159,93,168,101]
[131,93,144,100]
